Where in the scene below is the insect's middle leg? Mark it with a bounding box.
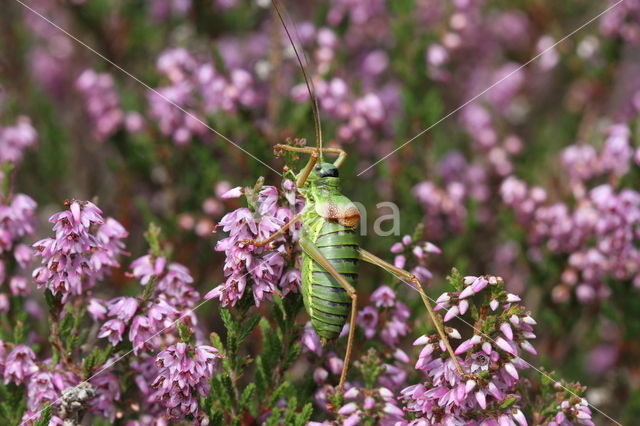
[358,248,465,376]
[299,236,357,394]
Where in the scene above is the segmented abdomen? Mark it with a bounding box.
[303,220,359,341]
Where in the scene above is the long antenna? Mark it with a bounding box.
[271,0,323,161]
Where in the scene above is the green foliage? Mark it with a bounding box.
[447,268,465,292]
[177,320,195,344]
[82,345,114,377]
[0,383,27,426]
[143,222,164,257]
[33,404,52,426]
[203,294,309,424]
[58,306,86,353]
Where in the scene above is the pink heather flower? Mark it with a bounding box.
[92,218,129,275]
[129,254,167,285]
[0,194,37,254]
[208,183,301,307]
[152,342,223,418]
[76,69,124,141]
[9,276,29,296]
[301,323,323,356]
[98,319,126,346]
[336,386,405,424]
[88,298,107,321]
[129,253,199,311]
[220,186,243,199]
[357,306,379,339]
[0,116,38,164]
[14,243,33,268]
[26,371,59,411]
[370,285,396,308]
[357,287,411,348]
[32,200,127,299]
[600,124,632,177]
[402,274,536,424]
[90,373,121,421]
[129,315,157,353]
[279,269,301,296]
[107,297,139,322]
[4,344,38,384]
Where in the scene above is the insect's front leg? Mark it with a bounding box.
[239,213,302,246]
[299,236,357,395]
[358,248,465,376]
[274,144,348,168]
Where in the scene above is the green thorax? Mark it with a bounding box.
[296,162,358,228]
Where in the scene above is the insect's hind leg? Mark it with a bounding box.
[358,248,465,376]
[239,213,302,247]
[299,236,357,394]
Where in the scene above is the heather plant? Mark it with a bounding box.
[0,0,639,424]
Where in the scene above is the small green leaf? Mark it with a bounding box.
[265,407,282,426]
[177,321,194,344]
[498,395,518,410]
[238,314,260,343]
[144,222,163,257]
[283,343,301,371]
[13,321,25,344]
[239,383,256,411]
[34,404,52,426]
[294,403,313,426]
[448,268,464,292]
[209,410,224,425]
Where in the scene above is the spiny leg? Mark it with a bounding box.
[300,236,357,394]
[275,144,348,168]
[358,248,465,376]
[239,214,302,246]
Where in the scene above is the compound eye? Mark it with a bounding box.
[319,166,339,178]
[314,164,321,171]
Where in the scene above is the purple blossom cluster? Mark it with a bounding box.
[501,125,640,302]
[600,0,640,45]
[76,69,125,141]
[290,19,399,150]
[358,286,411,348]
[291,75,392,147]
[152,342,222,420]
[94,250,207,419]
[0,192,37,310]
[0,116,38,164]
[0,342,122,424]
[149,47,260,145]
[32,200,128,300]
[390,235,442,283]
[413,151,493,241]
[205,181,302,307]
[335,385,405,426]
[95,253,200,351]
[400,274,539,424]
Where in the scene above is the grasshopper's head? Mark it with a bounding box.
[296,162,340,188]
[302,162,340,189]
[313,162,339,179]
